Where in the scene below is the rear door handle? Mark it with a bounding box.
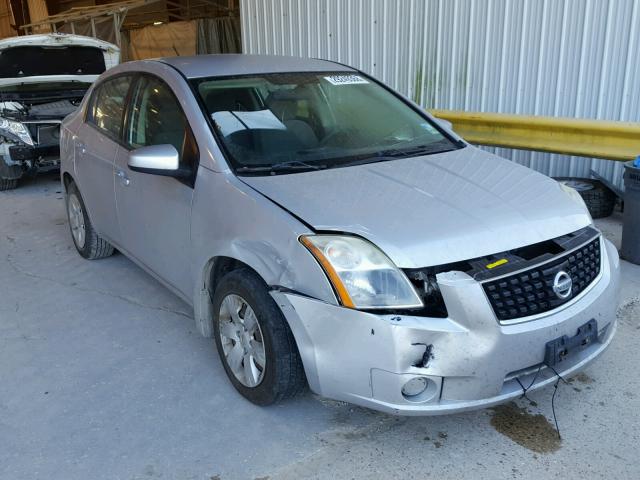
[115,170,130,186]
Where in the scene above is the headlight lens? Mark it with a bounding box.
[559,182,591,216]
[300,235,423,309]
[0,117,33,146]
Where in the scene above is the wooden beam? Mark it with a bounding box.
[0,0,15,39]
[26,0,51,32]
[19,0,163,29]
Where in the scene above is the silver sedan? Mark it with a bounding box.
[60,55,619,414]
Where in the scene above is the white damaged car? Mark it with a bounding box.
[0,33,119,190]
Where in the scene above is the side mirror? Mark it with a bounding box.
[435,118,453,131]
[128,144,185,176]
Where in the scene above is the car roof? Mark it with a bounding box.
[157,54,355,79]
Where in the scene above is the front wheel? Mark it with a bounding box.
[212,269,306,405]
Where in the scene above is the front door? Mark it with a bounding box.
[114,75,198,297]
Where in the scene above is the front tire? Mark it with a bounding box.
[65,181,114,260]
[212,269,306,405]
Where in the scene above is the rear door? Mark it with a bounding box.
[114,74,199,296]
[75,75,133,244]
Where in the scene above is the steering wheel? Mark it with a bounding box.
[319,128,356,147]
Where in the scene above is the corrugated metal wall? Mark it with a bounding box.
[240,0,640,188]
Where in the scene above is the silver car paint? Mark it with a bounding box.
[159,54,354,78]
[273,238,619,414]
[60,55,619,415]
[127,144,180,171]
[62,59,336,311]
[74,123,123,244]
[241,148,592,268]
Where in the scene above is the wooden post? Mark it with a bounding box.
[26,0,51,33]
[0,0,15,39]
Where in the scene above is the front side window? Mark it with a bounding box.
[127,75,197,168]
[192,72,461,175]
[87,76,131,139]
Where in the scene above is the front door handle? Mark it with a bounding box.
[76,142,86,154]
[115,170,130,186]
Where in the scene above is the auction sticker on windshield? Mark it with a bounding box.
[324,74,369,85]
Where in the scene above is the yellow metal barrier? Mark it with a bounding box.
[429,110,640,162]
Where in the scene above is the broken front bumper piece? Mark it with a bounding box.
[8,143,59,161]
[272,238,620,415]
[0,142,60,180]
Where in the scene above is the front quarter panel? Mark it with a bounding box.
[190,166,338,336]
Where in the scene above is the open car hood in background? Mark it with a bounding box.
[0,33,119,89]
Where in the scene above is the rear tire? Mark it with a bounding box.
[0,178,17,191]
[212,268,306,405]
[555,177,616,219]
[65,181,114,260]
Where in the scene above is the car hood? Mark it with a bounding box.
[240,147,592,268]
[0,75,100,89]
[0,33,119,89]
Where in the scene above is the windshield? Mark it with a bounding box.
[192,72,461,174]
[0,46,106,78]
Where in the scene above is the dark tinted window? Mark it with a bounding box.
[127,76,197,168]
[0,46,106,78]
[87,76,131,139]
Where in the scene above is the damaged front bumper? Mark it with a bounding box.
[0,142,60,179]
[8,143,59,161]
[272,238,620,415]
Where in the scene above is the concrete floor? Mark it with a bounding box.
[1,172,639,480]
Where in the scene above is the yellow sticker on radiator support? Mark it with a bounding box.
[486,258,509,269]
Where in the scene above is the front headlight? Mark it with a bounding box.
[559,182,591,216]
[300,235,423,309]
[0,117,33,146]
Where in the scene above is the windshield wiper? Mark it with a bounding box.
[377,139,459,158]
[236,160,327,174]
[325,140,460,169]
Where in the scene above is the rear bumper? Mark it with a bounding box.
[273,237,620,415]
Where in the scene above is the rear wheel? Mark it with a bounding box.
[66,181,114,260]
[0,178,17,191]
[212,268,306,405]
[555,177,616,219]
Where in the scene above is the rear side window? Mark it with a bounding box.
[87,76,132,140]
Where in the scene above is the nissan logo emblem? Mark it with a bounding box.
[553,271,573,299]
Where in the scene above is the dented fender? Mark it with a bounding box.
[190,166,337,336]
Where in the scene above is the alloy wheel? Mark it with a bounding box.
[67,193,86,248]
[218,294,266,387]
